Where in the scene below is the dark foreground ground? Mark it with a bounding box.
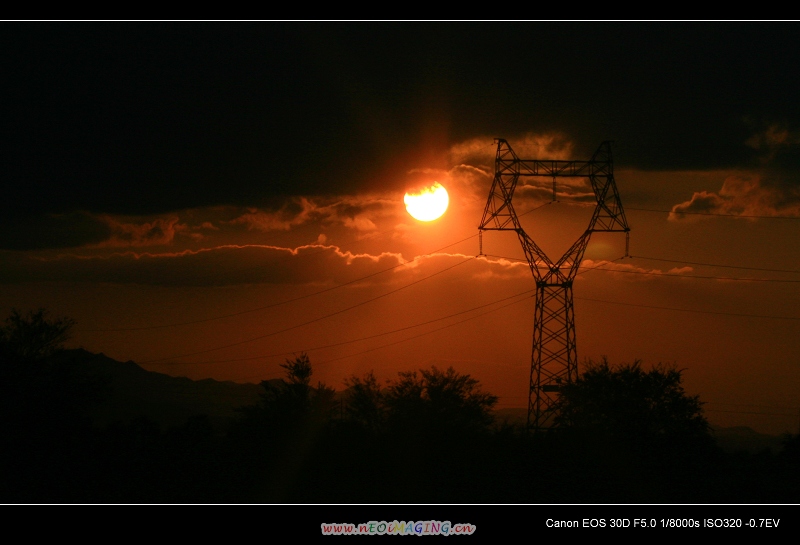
[1,350,798,503]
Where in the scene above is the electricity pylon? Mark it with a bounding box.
[479,139,630,430]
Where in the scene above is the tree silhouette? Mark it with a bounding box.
[266,353,334,420]
[0,308,75,363]
[281,352,312,386]
[555,357,710,444]
[0,308,100,413]
[387,366,498,433]
[227,353,338,501]
[0,308,105,501]
[336,365,499,502]
[345,366,498,436]
[236,353,335,429]
[548,358,718,501]
[343,370,384,434]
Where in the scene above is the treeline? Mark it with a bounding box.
[1,309,799,503]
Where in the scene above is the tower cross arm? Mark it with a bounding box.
[515,159,609,178]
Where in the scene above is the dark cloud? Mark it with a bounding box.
[226,195,400,234]
[0,212,111,250]
[0,244,407,286]
[0,243,535,288]
[0,194,404,251]
[671,172,800,220]
[671,191,725,216]
[671,123,800,219]
[4,22,800,223]
[100,216,184,247]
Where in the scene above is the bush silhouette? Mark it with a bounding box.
[0,308,75,363]
[548,358,719,501]
[555,357,710,445]
[346,365,498,436]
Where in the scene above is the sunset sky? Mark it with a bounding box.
[3,22,800,434]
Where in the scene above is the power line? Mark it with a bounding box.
[229,294,534,382]
[630,255,800,274]
[590,265,800,283]
[142,256,476,363]
[485,253,800,283]
[480,255,626,275]
[148,288,536,366]
[518,201,553,217]
[301,294,533,368]
[82,234,478,332]
[78,202,627,335]
[575,296,800,321]
[148,253,622,368]
[627,206,800,220]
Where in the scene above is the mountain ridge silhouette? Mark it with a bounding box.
[51,348,263,431]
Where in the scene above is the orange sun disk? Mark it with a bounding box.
[404,182,449,221]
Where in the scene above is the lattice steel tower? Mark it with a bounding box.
[479,139,630,430]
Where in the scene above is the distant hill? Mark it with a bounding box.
[493,407,527,427]
[493,407,786,453]
[44,351,790,453]
[52,349,263,431]
[711,425,788,454]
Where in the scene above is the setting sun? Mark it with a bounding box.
[404,182,449,221]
